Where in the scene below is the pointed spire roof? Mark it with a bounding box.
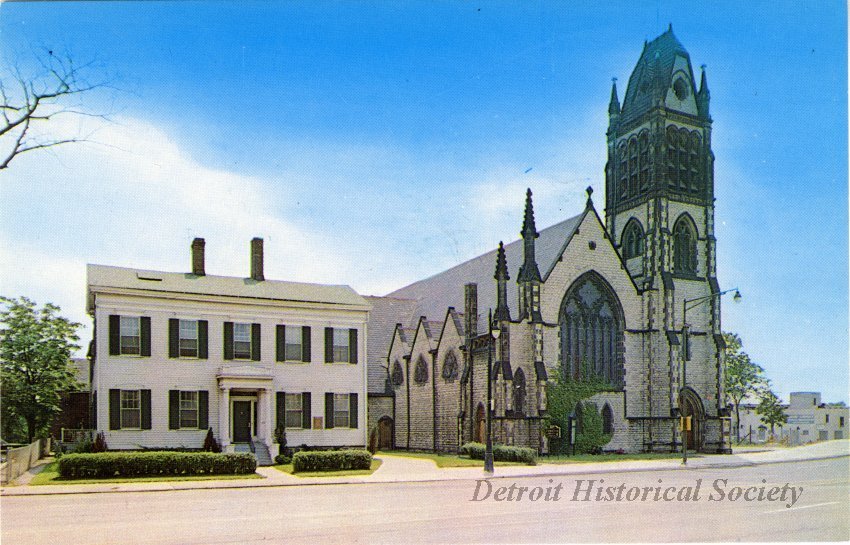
[621,26,693,123]
[608,78,620,116]
[697,64,710,118]
[494,241,509,281]
[521,188,539,239]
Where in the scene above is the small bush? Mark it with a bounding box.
[57,452,256,479]
[274,454,292,465]
[460,442,537,465]
[91,432,108,453]
[291,449,371,472]
[202,428,221,453]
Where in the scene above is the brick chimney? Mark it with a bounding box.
[250,238,264,281]
[191,238,205,276]
[464,283,478,340]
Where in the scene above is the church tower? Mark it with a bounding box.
[605,26,728,453]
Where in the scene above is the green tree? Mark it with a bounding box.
[723,332,766,443]
[0,296,80,442]
[756,386,787,441]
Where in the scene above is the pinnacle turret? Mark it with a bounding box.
[517,189,541,283]
[608,78,620,117]
[697,64,710,119]
[494,241,511,322]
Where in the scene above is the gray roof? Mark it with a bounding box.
[621,27,693,123]
[364,296,418,394]
[387,212,584,333]
[87,264,369,309]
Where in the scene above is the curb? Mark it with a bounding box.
[1,452,847,497]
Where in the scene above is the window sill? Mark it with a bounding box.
[279,360,310,365]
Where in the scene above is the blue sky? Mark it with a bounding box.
[1,1,847,403]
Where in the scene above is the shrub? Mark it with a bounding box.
[73,437,94,454]
[203,428,221,453]
[274,454,292,465]
[460,442,537,465]
[91,432,108,453]
[57,452,256,479]
[291,449,371,472]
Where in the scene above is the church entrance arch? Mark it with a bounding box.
[377,416,394,450]
[679,387,705,451]
[474,403,486,443]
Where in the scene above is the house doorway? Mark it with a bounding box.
[377,416,394,450]
[231,399,255,443]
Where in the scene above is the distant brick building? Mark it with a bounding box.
[735,392,848,444]
[366,28,733,454]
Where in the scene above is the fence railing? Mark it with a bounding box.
[0,438,51,484]
[61,428,93,444]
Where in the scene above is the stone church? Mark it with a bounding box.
[366,27,732,454]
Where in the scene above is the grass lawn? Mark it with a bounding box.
[378,451,526,468]
[273,459,382,477]
[540,452,699,464]
[29,462,263,486]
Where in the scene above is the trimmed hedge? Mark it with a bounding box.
[291,449,371,472]
[460,442,537,465]
[57,452,257,479]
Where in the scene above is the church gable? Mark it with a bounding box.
[541,205,641,328]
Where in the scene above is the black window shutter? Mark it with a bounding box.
[168,390,179,429]
[198,390,209,429]
[198,320,208,359]
[168,319,179,358]
[349,329,358,364]
[325,327,334,363]
[325,393,334,428]
[302,392,312,429]
[349,393,358,429]
[276,325,285,362]
[140,317,152,357]
[141,389,152,429]
[223,322,234,360]
[109,315,120,355]
[302,326,311,363]
[251,323,261,361]
[276,392,285,429]
[109,389,120,430]
[91,391,97,430]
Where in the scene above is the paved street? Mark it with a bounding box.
[2,456,847,544]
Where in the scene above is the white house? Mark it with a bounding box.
[87,238,370,463]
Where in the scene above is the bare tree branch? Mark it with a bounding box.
[0,49,113,171]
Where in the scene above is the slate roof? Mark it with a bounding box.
[364,296,418,394]
[87,264,369,309]
[387,212,585,333]
[621,27,693,123]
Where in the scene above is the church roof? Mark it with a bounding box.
[386,212,584,333]
[364,295,418,394]
[621,26,693,123]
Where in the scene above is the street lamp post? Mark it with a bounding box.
[679,288,741,465]
[484,309,501,474]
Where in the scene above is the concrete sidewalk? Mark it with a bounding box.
[2,440,847,497]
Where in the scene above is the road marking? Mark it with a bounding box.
[763,501,839,514]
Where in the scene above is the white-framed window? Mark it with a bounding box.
[233,323,252,360]
[180,391,198,428]
[285,326,302,361]
[179,320,199,357]
[285,393,303,428]
[333,393,350,428]
[333,329,350,363]
[120,390,141,428]
[120,316,141,355]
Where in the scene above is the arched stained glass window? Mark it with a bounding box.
[621,219,645,260]
[602,403,613,434]
[391,360,404,387]
[673,215,698,275]
[442,351,458,381]
[413,355,428,385]
[513,368,526,416]
[559,272,625,388]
